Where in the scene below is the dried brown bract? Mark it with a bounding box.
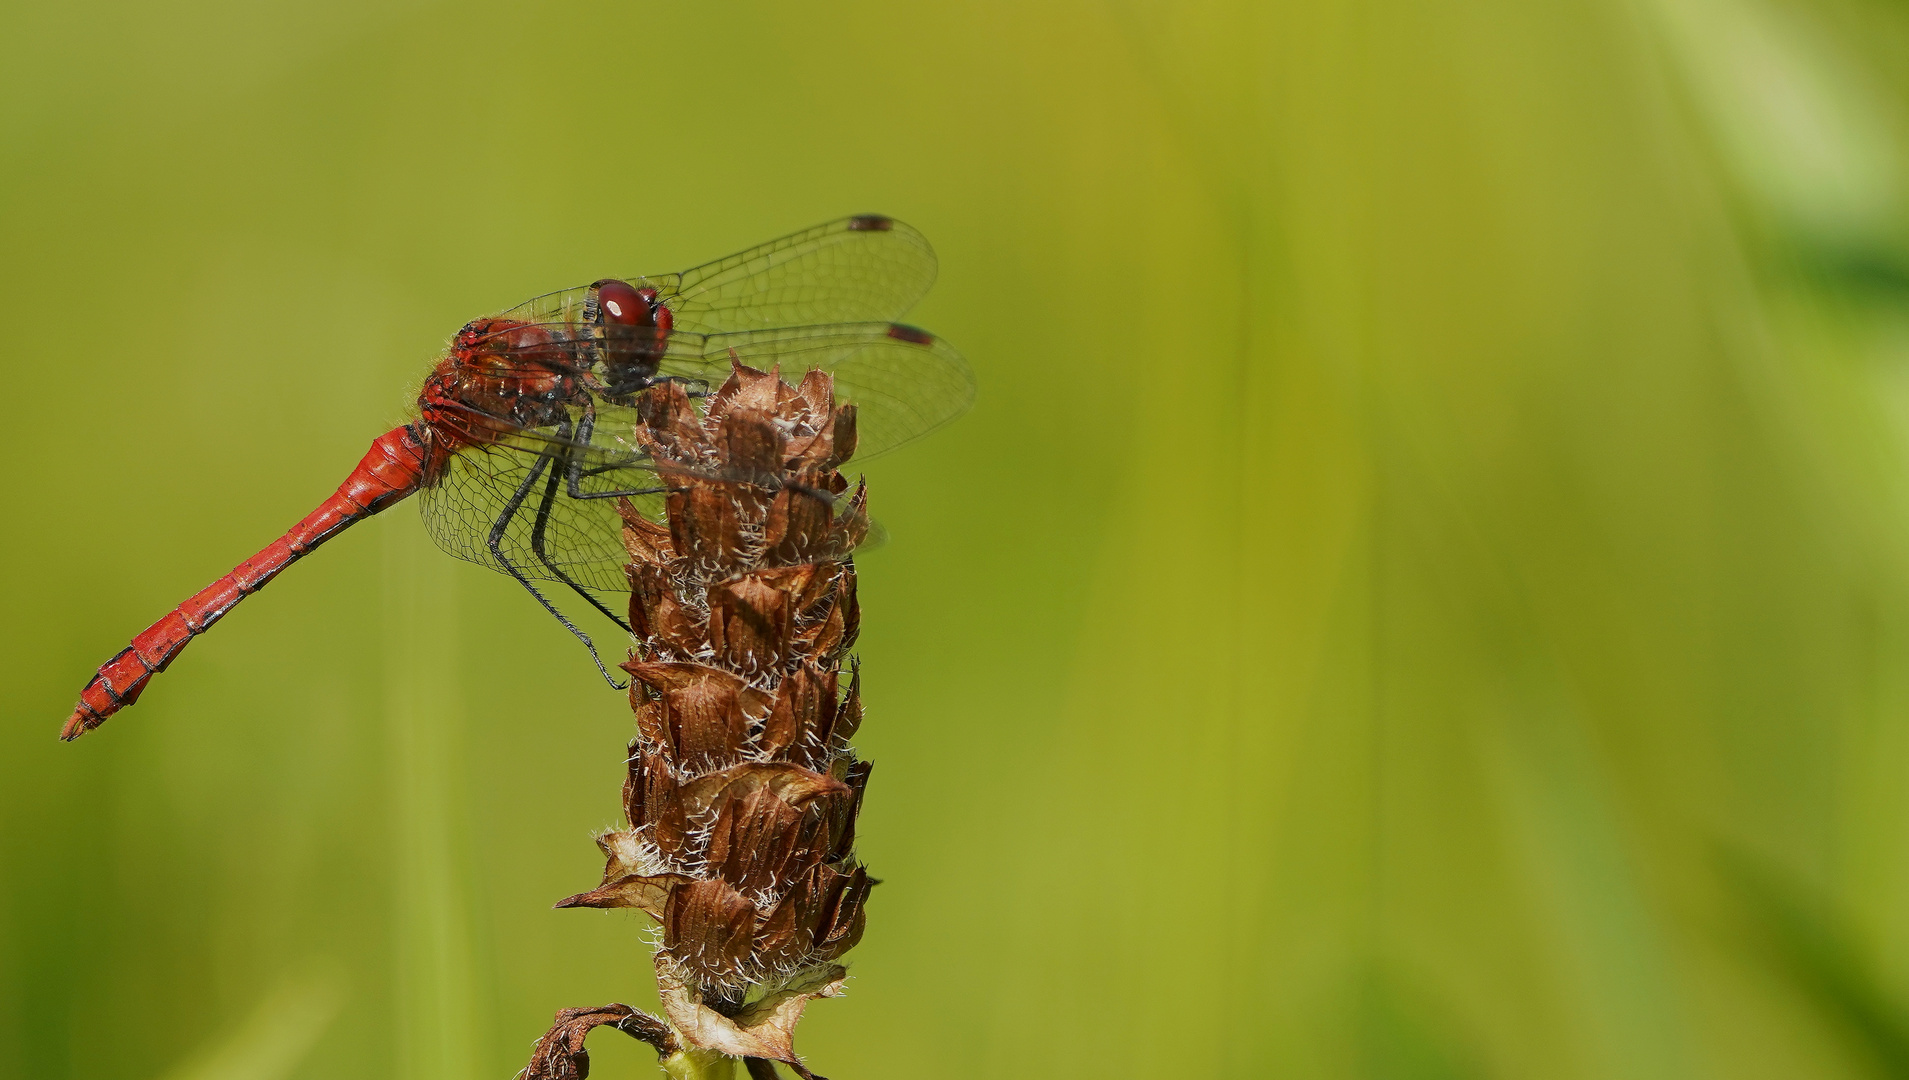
[525,363,879,1080]
[525,1005,678,1080]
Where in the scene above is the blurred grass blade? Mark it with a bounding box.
[1356,970,1480,1080]
[154,971,343,1080]
[1721,849,1909,1076]
[384,520,485,1080]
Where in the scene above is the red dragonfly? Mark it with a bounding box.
[62,215,972,741]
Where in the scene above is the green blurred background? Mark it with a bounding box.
[7,0,1909,1077]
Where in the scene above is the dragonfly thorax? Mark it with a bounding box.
[420,318,586,456]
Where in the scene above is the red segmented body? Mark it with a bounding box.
[62,426,430,740]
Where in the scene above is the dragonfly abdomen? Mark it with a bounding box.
[61,425,430,740]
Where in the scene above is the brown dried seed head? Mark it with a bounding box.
[542,362,879,1075]
[627,561,708,657]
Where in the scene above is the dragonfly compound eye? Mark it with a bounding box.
[593,279,645,326]
[593,279,672,332]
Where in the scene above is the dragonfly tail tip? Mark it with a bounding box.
[59,707,99,742]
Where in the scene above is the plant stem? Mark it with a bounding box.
[661,1049,736,1080]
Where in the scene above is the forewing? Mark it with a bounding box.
[656,323,975,459]
[500,216,938,335]
[417,438,665,597]
[665,215,937,332]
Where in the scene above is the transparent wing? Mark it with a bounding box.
[655,323,975,459]
[416,390,891,600]
[416,435,665,598]
[498,215,937,334]
[666,215,938,332]
[457,316,973,463]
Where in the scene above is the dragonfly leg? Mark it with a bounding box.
[528,434,634,634]
[564,405,668,502]
[567,475,666,501]
[487,447,627,691]
[655,374,710,399]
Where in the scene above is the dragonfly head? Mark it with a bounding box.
[592,280,673,389]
